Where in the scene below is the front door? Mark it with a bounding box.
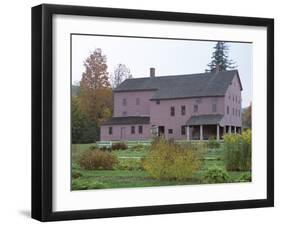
[158,126,165,137]
[120,127,126,140]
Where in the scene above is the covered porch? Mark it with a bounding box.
[186,114,241,141]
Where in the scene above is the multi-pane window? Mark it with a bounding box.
[138,126,143,134]
[170,106,175,116]
[227,106,229,114]
[233,108,235,115]
[168,129,173,134]
[181,125,186,135]
[194,104,198,113]
[212,104,217,113]
[181,106,186,116]
[109,127,112,135]
[136,98,140,105]
[131,126,135,134]
[122,98,127,106]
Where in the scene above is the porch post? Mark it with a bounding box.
[228,126,231,134]
[234,126,237,134]
[200,125,203,140]
[186,126,190,141]
[216,124,220,141]
[223,126,226,135]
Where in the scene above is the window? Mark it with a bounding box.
[193,104,198,113]
[122,98,127,106]
[227,106,229,114]
[122,111,127,116]
[109,127,112,135]
[196,98,202,104]
[233,108,235,115]
[156,100,160,105]
[233,96,234,102]
[238,109,240,117]
[181,105,186,115]
[136,98,140,105]
[138,125,143,134]
[168,129,173,134]
[170,106,175,116]
[131,126,135,134]
[181,125,186,135]
[212,103,217,113]
[235,96,237,103]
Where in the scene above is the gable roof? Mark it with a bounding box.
[114,70,242,100]
[186,114,224,126]
[101,116,150,126]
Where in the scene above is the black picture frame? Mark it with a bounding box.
[32,4,274,222]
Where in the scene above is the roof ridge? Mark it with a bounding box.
[130,69,238,80]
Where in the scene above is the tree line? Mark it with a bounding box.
[72,48,132,143]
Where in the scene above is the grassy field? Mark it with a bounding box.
[71,142,250,190]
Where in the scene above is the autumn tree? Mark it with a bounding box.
[111,63,132,88]
[242,103,252,129]
[79,48,113,128]
[206,41,236,72]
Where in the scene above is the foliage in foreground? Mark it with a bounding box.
[236,172,252,182]
[112,142,128,150]
[79,149,117,170]
[223,130,251,171]
[207,137,221,149]
[143,138,205,181]
[72,179,106,190]
[203,166,231,183]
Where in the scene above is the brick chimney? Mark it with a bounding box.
[215,64,220,73]
[150,67,155,78]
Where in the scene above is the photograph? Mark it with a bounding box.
[71,34,252,190]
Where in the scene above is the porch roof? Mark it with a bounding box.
[186,114,224,126]
[101,116,150,126]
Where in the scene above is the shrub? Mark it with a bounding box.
[72,171,82,179]
[237,172,252,182]
[143,138,204,181]
[203,166,231,183]
[72,179,106,190]
[79,150,118,170]
[112,142,128,150]
[207,137,220,149]
[223,130,251,171]
[100,146,112,151]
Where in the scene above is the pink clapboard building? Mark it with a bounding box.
[100,68,242,141]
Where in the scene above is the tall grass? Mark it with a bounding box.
[223,129,251,171]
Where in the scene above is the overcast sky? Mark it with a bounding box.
[72,35,252,108]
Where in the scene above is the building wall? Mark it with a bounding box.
[100,124,151,141]
[150,96,225,140]
[222,73,242,127]
[113,91,155,117]
[103,74,242,141]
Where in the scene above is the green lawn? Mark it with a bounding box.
[71,142,250,190]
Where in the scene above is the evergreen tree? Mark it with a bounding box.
[206,41,236,72]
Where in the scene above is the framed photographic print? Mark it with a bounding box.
[32,4,274,221]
